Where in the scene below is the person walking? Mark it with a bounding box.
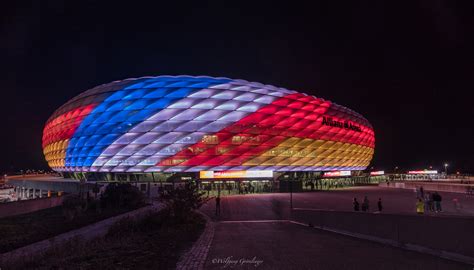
[416,198,424,214]
[424,193,431,212]
[377,198,383,212]
[215,196,221,216]
[353,198,360,211]
[433,192,442,212]
[362,196,370,212]
[420,186,424,198]
[436,192,443,212]
[429,192,435,212]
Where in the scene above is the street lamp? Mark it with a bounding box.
[444,163,448,175]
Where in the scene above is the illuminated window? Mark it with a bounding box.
[202,135,218,144]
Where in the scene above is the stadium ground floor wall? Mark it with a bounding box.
[61,171,387,195]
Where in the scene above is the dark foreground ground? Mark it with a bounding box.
[5,211,205,270]
[201,187,473,270]
[205,221,469,270]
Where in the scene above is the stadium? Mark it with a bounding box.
[42,76,375,192]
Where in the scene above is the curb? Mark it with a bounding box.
[176,211,216,270]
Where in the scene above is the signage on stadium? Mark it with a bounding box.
[322,116,362,132]
[370,171,385,176]
[323,171,351,177]
[408,170,438,174]
[199,170,273,179]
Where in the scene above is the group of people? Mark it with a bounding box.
[353,196,383,212]
[416,187,443,214]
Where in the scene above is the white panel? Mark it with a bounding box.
[191,99,219,109]
[148,109,183,121]
[199,121,232,132]
[212,90,238,100]
[114,133,142,144]
[154,132,185,143]
[188,89,216,98]
[135,144,166,156]
[194,110,227,121]
[175,121,210,132]
[116,144,143,156]
[170,109,206,121]
[133,132,163,144]
[214,100,243,111]
[101,145,123,156]
[175,132,206,144]
[152,121,181,132]
[217,111,248,122]
[236,102,261,112]
[167,98,196,109]
[234,93,260,101]
[129,121,161,132]
[138,156,163,166]
[255,95,275,104]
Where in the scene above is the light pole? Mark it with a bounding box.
[444,163,448,176]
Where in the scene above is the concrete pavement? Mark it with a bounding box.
[200,187,474,269]
[205,221,469,270]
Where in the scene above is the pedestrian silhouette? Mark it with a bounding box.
[416,198,424,214]
[215,196,221,216]
[353,198,360,211]
[377,198,383,212]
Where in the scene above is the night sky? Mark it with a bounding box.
[1,1,473,173]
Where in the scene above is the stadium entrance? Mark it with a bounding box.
[198,170,275,196]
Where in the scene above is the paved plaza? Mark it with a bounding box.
[201,186,474,220]
[200,186,474,269]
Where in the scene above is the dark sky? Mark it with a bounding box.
[1,1,473,173]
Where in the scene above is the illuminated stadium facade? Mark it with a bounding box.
[42,76,375,188]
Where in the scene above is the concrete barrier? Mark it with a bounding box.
[381,181,473,194]
[0,196,65,218]
[292,209,474,260]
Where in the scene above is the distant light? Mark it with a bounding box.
[408,170,438,175]
[370,171,385,176]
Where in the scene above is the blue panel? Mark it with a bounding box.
[123,89,146,100]
[124,82,146,90]
[144,81,167,88]
[143,88,168,98]
[92,111,116,124]
[165,88,192,98]
[124,99,150,110]
[97,134,121,146]
[83,156,98,166]
[166,81,190,87]
[107,110,131,123]
[84,135,103,146]
[146,98,172,109]
[188,82,211,88]
[105,91,128,102]
[65,77,231,167]
[106,100,133,112]
[128,109,159,122]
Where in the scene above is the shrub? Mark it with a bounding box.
[62,195,86,221]
[159,181,206,221]
[100,183,146,209]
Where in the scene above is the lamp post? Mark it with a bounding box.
[444,163,448,176]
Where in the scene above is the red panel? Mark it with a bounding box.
[158,92,375,167]
[42,104,96,147]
